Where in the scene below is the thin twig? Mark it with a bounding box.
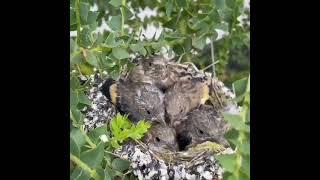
[201,60,220,72]
[210,37,216,77]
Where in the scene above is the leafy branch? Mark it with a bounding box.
[70,153,101,180]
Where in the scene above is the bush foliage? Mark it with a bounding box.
[70,0,250,179]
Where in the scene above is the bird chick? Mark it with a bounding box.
[127,56,191,90]
[176,104,230,150]
[143,123,179,153]
[164,77,210,126]
[101,78,166,125]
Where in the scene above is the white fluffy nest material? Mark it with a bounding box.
[79,70,239,180]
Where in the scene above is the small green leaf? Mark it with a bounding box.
[128,120,151,140]
[70,106,84,125]
[130,43,147,56]
[70,89,79,108]
[215,0,225,9]
[216,154,237,172]
[70,167,91,180]
[223,113,250,132]
[81,143,104,169]
[166,0,173,17]
[176,0,187,8]
[233,77,248,99]
[109,0,122,8]
[112,47,129,60]
[172,44,185,56]
[226,0,235,8]
[87,11,98,24]
[241,155,250,177]
[124,6,134,19]
[70,9,77,26]
[80,2,90,22]
[79,27,91,48]
[208,9,220,22]
[107,16,122,32]
[105,33,117,47]
[111,158,130,172]
[70,128,87,148]
[224,128,239,149]
[86,51,99,67]
[70,137,80,157]
[192,36,206,50]
[78,91,91,105]
[71,53,83,65]
[88,125,110,144]
[70,74,80,90]
[239,141,250,155]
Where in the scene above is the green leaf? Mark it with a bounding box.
[70,137,80,157]
[223,113,250,132]
[70,108,85,124]
[107,16,122,32]
[215,0,225,9]
[224,128,239,149]
[124,6,134,19]
[130,43,147,56]
[70,9,77,26]
[208,9,220,22]
[86,51,99,67]
[110,114,132,136]
[104,171,112,180]
[183,37,192,52]
[216,154,237,172]
[70,167,91,180]
[226,0,236,8]
[78,91,91,105]
[81,143,104,169]
[166,0,173,17]
[192,36,206,50]
[109,0,122,8]
[178,18,187,35]
[215,22,229,32]
[88,125,110,144]
[87,11,98,24]
[79,27,92,48]
[239,141,250,155]
[233,77,248,99]
[241,155,250,177]
[70,89,79,108]
[112,47,130,60]
[172,44,185,55]
[70,74,80,90]
[71,53,84,65]
[111,158,130,172]
[128,120,151,140]
[70,128,87,148]
[80,2,90,22]
[105,33,119,48]
[176,0,187,8]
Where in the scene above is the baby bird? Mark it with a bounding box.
[176,104,230,150]
[164,77,210,126]
[143,123,179,153]
[127,55,191,90]
[101,78,166,125]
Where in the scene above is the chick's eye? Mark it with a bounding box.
[198,129,204,135]
[155,137,160,142]
[146,110,151,114]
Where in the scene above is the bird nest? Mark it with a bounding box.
[78,58,239,180]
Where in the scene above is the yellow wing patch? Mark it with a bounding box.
[109,84,118,104]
